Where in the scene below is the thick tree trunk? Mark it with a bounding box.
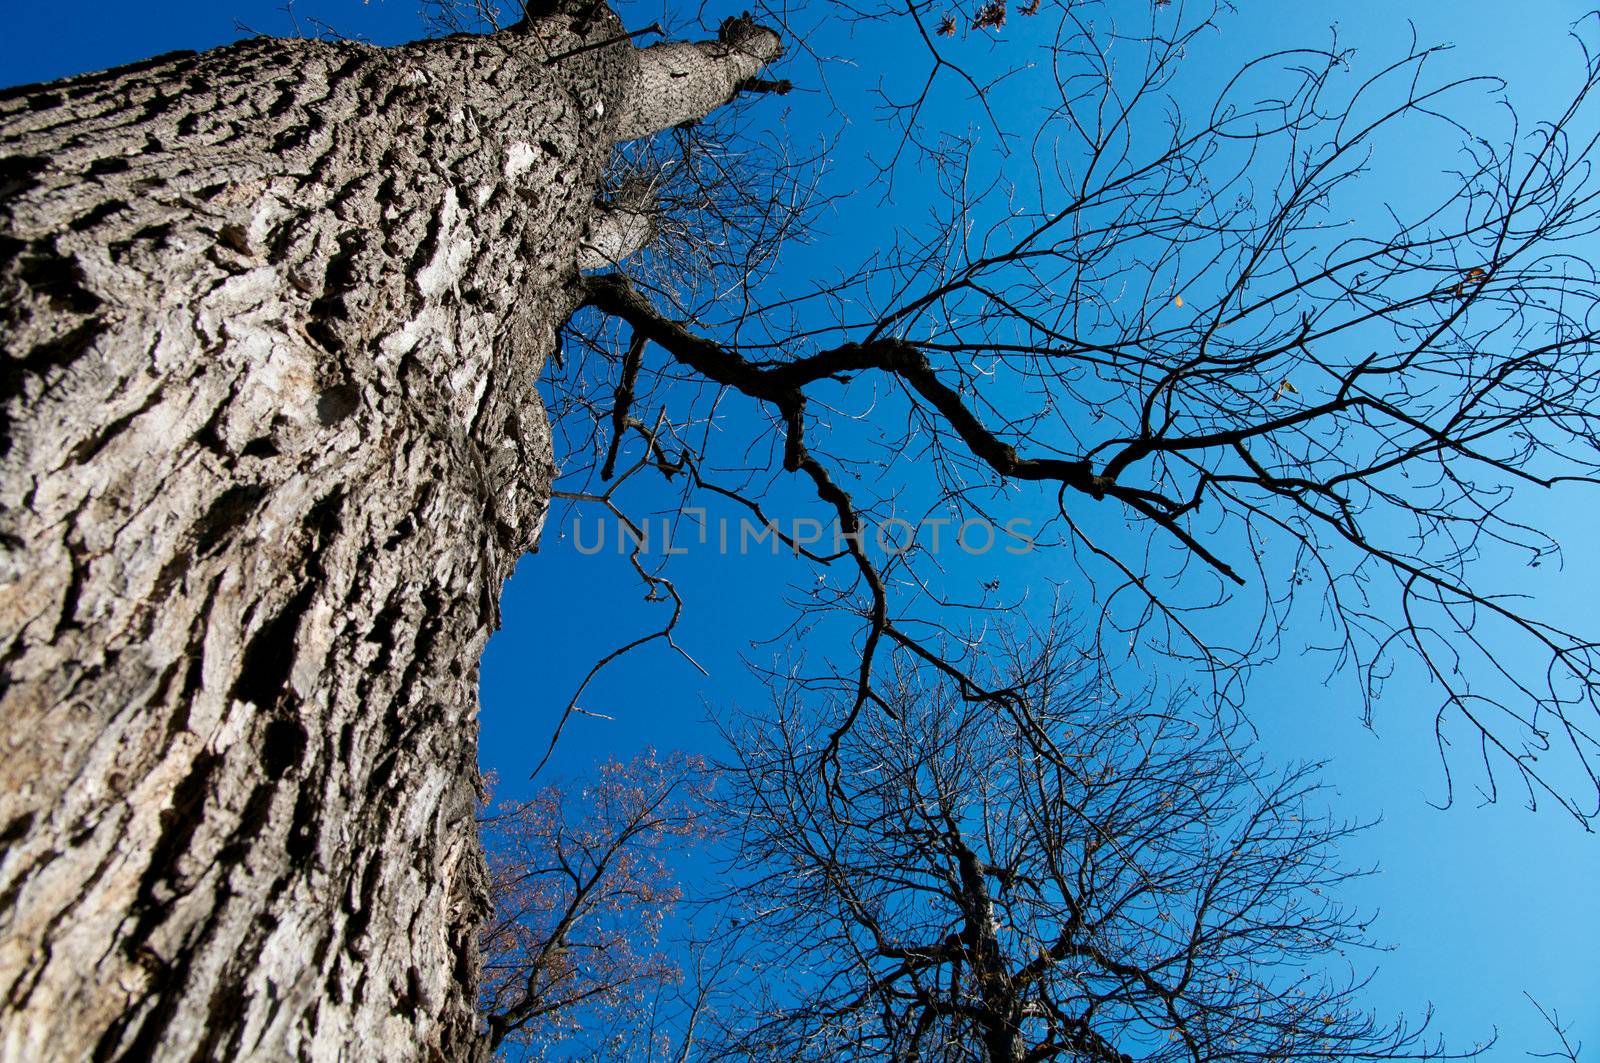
[0,8,773,1060]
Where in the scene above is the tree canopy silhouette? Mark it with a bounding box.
[547,0,1600,823]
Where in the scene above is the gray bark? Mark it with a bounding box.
[0,8,772,1061]
[611,17,782,142]
[579,178,660,271]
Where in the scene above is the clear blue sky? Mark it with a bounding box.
[5,1,1596,1057]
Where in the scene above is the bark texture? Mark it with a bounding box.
[611,16,783,141]
[0,6,769,1059]
[578,178,659,271]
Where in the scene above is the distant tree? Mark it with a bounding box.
[477,751,712,1058]
[714,621,1471,1062]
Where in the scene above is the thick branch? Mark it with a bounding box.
[611,15,783,142]
[581,274,1244,584]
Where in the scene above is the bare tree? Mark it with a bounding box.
[713,619,1474,1063]
[477,751,712,1058]
[557,0,1600,823]
[6,0,1600,1057]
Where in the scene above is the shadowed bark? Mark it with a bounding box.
[0,6,776,1060]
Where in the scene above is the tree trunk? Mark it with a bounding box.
[0,9,773,1060]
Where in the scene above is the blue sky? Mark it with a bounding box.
[508,4,1600,1052]
[5,0,1597,1057]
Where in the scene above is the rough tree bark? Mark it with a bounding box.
[0,7,777,1061]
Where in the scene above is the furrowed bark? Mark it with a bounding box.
[0,8,777,1061]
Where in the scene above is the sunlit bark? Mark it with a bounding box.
[0,6,777,1059]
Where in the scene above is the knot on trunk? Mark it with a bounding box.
[717,12,783,61]
[578,177,661,271]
